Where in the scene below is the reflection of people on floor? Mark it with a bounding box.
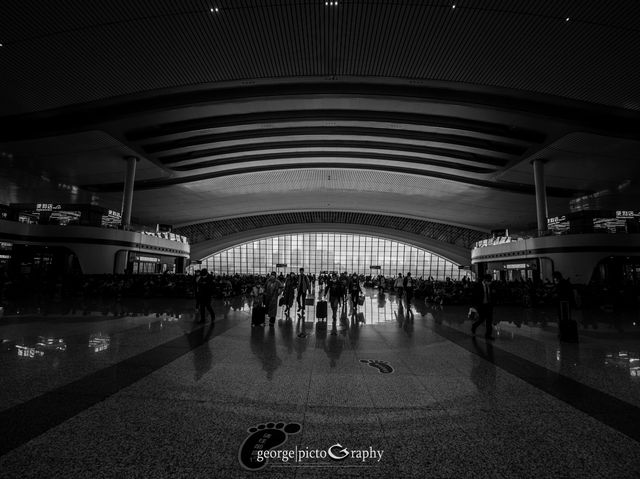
[558,342,580,376]
[470,337,496,394]
[294,319,308,360]
[339,302,349,327]
[315,320,327,349]
[325,323,343,368]
[250,325,282,380]
[187,322,214,381]
[405,308,414,332]
[348,317,361,347]
[377,293,386,309]
[280,317,294,356]
[579,308,599,330]
[395,302,405,326]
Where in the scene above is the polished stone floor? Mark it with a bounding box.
[1,287,640,478]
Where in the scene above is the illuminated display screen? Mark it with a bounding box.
[593,217,627,233]
[49,210,81,226]
[88,334,110,353]
[101,209,122,228]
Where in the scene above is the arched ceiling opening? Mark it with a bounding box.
[177,211,487,264]
[197,230,471,278]
[1,0,640,238]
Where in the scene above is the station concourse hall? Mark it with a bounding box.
[1,1,640,478]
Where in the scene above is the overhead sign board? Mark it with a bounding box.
[616,210,640,219]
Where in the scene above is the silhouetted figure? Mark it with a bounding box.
[264,272,283,326]
[187,322,214,381]
[324,273,344,321]
[282,272,296,316]
[403,272,415,310]
[195,269,215,323]
[471,274,496,340]
[348,273,363,315]
[296,268,311,313]
[394,273,404,298]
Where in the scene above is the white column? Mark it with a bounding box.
[121,156,138,229]
[531,159,548,236]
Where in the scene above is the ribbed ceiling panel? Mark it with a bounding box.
[1,0,639,114]
[174,211,487,249]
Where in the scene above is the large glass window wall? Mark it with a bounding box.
[198,233,469,280]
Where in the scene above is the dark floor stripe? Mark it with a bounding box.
[0,320,232,457]
[432,322,640,444]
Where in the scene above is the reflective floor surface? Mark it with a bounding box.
[1,288,640,478]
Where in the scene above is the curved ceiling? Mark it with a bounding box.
[1,0,640,113]
[177,211,485,265]
[1,0,640,240]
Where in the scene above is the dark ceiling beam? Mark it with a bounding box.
[141,126,529,156]
[166,151,497,174]
[126,109,544,143]
[155,139,511,167]
[2,81,640,142]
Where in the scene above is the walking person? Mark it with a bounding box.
[324,273,344,321]
[282,272,296,316]
[471,274,495,340]
[554,271,578,342]
[296,268,311,313]
[348,273,363,315]
[195,269,215,324]
[403,272,415,310]
[264,271,283,326]
[394,273,404,299]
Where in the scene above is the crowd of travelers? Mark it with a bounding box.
[0,267,638,313]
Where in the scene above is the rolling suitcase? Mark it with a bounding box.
[316,300,328,319]
[558,301,578,343]
[252,305,266,326]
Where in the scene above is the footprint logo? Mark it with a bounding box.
[360,359,394,374]
[238,422,302,471]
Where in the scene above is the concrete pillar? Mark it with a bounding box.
[531,159,548,236]
[121,156,138,229]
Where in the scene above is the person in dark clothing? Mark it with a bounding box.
[282,272,296,316]
[553,271,573,320]
[348,273,363,315]
[195,269,215,323]
[264,271,283,326]
[471,274,495,340]
[403,272,415,310]
[296,268,311,312]
[324,273,344,320]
